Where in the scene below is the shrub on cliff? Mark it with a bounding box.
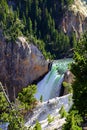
[59,105,68,118]
[33,120,42,130]
[62,81,72,93]
[62,110,83,130]
[47,114,54,124]
[18,85,37,110]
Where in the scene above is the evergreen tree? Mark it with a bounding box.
[18,85,37,110]
[71,33,87,116]
[62,110,82,130]
[0,0,75,58]
[34,120,42,130]
[28,17,33,34]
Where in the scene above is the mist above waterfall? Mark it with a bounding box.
[35,58,72,101]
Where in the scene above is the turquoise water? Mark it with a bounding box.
[35,58,73,101]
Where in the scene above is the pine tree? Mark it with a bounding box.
[71,33,87,116]
[28,17,33,34]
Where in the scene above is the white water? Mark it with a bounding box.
[35,58,72,101]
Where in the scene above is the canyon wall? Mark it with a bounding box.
[61,0,87,38]
[0,37,49,101]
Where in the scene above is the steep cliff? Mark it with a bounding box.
[0,37,49,101]
[61,0,87,38]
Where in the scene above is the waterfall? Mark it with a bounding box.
[35,58,72,101]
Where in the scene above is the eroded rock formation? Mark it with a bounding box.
[61,0,87,38]
[0,37,49,101]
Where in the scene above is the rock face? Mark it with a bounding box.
[64,70,74,84]
[59,70,74,96]
[25,94,72,130]
[0,37,49,101]
[61,0,87,38]
[63,70,74,95]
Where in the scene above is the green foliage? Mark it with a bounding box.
[4,18,24,42]
[0,92,9,112]
[71,33,87,116]
[63,33,87,130]
[0,89,25,130]
[59,105,68,118]
[62,81,73,93]
[65,0,74,7]
[0,0,24,41]
[70,32,77,48]
[0,83,37,130]
[18,85,37,110]
[7,110,25,130]
[0,0,75,59]
[47,114,54,124]
[0,107,31,130]
[62,110,83,130]
[28,17,33,34]
[40,95,43,102]
[33,120,42,130]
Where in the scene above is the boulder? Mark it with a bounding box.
[0,37,49,101]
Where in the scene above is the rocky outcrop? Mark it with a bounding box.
[0,37,49,101]
[61,0,87,38]
[64,70,74,84]
[63,70,74,95]
[59,70,74,96]
[25,94,72,130]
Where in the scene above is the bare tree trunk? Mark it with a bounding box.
[0,82,23,128]
[0,82,12,109]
